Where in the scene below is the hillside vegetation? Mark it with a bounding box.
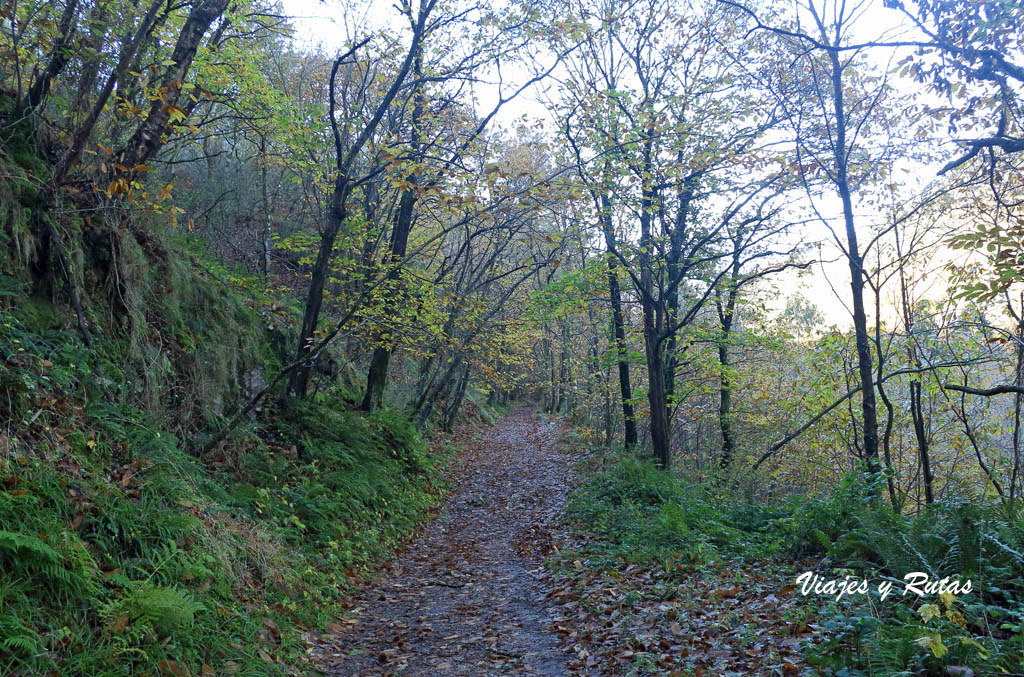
[0,114,464,673]
[3,0,1024,674]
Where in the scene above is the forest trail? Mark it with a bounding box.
[311,409,573,676]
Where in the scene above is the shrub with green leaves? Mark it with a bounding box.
[781,477,1024,674]
[565,455,783,571]
[101,583,203,634]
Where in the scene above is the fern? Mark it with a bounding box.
[0,612,43,660]
[982,532,1024,567]
[0,529,96,603]
[102,584,204,634]
[0,530,61,564]
[896,529,936,577]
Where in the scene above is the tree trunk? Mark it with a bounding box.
[644,323,671,469]
[663,171,696,427]
[716,251,741,469]
[716,292,736,469]
[829,50,880,477]
[25,0,80,110]
[637,134,670,469]
[718,339,734,468]
[288,178,349,398]
[362,50,424,412]
[555,320,568,413]
[909,380,934,504]
[547,331,557,412]
[260,136,272,279]
[874,285,900,509]
[116,0,231,170]
[415,354,463,430]
[599,195,637,447]
[442,364,470,432]
[896,258,932,505]
[604,360,613,446]
[362,346,391,411]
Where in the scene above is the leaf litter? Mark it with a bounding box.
[311,409,572,675]
[311,410,811,675]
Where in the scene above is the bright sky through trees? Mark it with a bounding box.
[278,0,962,329]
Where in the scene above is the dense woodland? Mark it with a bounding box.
[0,0,1022,673]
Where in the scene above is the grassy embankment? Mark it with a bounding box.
[0,104,478,675]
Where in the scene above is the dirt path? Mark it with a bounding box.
[311,409,573,676]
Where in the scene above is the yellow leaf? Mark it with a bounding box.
[945,609,968,628]
[914,633,948,658]
[165,104,187,122]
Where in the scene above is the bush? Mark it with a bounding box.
[779,476,1024,675]
[565,455,782,572]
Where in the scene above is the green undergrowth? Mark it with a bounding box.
[564,451,785,574]
[235,400,443,575]
[563,449,1024,675]
[0,300,448,675]
[782,476,1024,675]
[0,198,449,675]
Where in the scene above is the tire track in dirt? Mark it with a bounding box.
[311,409,572,676]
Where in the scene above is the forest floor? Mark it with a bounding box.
[310,409,573,676]
[308,410,810,676]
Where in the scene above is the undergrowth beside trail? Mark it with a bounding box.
[565,454,785,571]
[0,236,454,674]
[557,447,1024,676]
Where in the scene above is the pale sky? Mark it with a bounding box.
[280,0,566,129]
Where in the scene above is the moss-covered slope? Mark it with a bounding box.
[0,115,446,675]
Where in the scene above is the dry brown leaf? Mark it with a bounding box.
[157,659,185,677]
